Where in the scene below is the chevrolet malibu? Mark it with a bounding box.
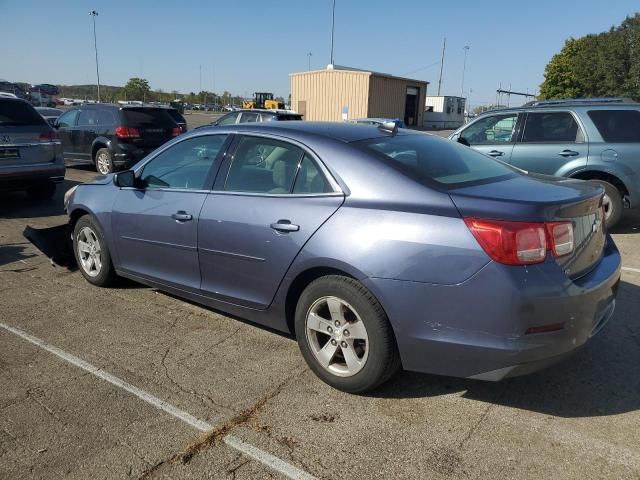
[65,122,621,393]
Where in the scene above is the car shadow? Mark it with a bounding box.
[370,279,640,418]
[0,178,82,220]
[610,211,640,234]
[0,243,38,270]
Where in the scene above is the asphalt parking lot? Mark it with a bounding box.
[1,125,639,479]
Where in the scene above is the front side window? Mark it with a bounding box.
[461,113,518,145]
[588,109,640,142]
[217,112,239,125]
[56,109,78,128]
[77,109,98,126]
[356,134,517,188]
[225,136,303,193]
[522,112,581,143]
[140,134,227,190]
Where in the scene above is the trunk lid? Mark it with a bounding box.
[449,173,606,279]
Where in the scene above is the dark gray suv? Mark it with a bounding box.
[450,98,640,227]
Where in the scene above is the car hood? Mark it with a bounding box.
[83,174,114,186]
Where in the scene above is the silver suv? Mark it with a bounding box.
[0,97,64,199]
[450,98,640,227]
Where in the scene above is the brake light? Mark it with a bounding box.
[465,218,574,266]
[39,130,59,141]
[171,127,181,137]
[115,126,141,139]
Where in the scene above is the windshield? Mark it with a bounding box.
[0,100,46,126]
[355,134,517,188]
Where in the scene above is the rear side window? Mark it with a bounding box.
[588,110,640,142]
[356,134,516,188]
[276,114,303,121]
[0,100,46,126]
[77,109,98,126]
[96,109,116,125]
[293,155,332,193]
[522,112,582,143]
[166,109,185,124]
[121,108,175,128]
[239,112,259,123]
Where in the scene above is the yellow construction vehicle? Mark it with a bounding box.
[243,92,285,110]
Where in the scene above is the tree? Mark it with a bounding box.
[473,104,506,114]
[539,13,640,100]
[123,78,151,102]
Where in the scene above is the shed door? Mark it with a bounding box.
[405,87,419,126]
[297,100,307,117]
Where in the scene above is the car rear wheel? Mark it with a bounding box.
[592,180,623,229]
[95,148,114,175]
[295,275,401,393]
[73,215,116,286]
[26,182,56,201]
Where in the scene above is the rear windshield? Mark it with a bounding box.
[165,109,185,124]
[0,100,46,126]
[120,108,176,128]
[355,134,517,188]
[587,109,640,142]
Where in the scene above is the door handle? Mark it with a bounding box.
[171,211,193,222]
[488,150,504,157]
[558,149,579,157]
[270,220,300,233]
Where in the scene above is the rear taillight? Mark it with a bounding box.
[465,218,574,266]
[171,127,181,136]
[39,130,59,142]
[115,126,141,139]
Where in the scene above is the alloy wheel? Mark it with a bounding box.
[96,152,111,175]
[305,296,369,377]
[77,226,102,277]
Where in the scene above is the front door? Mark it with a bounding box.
[198,135,343,309]
[509,111,588,175]
[459,112,519,160]
[111,133,229,290]
[55,109,80,160]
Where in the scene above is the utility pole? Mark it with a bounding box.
[461,45,470,98]
[437,37,446,96]
[330,0,336,65]
[199,64,202,103]
[307,52,312,71]
[89,10,101,102]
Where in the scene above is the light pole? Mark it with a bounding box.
[89,10,101,102]
[307,52,312,71]
[330,0,336,65]
[461,45,470,98]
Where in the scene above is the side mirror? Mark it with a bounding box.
[457,136,470,147]
[113,170,136,187]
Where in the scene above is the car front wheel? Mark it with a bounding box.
[295,275,400,393]
[73,215,116,286]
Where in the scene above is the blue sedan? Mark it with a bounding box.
[65,122,621,392]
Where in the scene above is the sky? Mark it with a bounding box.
[1,0,638,107]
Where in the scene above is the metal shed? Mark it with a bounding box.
[290,65,428,127]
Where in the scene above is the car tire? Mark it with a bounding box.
[95,148,114,175]
[26,182,56,201]
[73,215,117,287]
[295,275,401,393]
[591,180,623,229]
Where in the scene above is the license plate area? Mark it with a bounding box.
[0,147,20,159]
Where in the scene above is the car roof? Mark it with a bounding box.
[232,109,300,115]
[200,121,417,143]
[478,100,640,117]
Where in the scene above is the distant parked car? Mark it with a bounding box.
[450,98,640,228]
[66,121,619,393]
[213,109,303,126]
[54,103,180,174]
[0,97,64,200]
[35,107,63,126]
[350,118,406,129]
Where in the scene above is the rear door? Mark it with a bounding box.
[111,133,229,291]
[198,134,344,309]
[509,111,588,175]
[0,100,57,166]
[458,112,519,160]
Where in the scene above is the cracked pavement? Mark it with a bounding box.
[1,161,640,479]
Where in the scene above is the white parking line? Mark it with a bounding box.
[622,266,640,274]
[0,322,317,480]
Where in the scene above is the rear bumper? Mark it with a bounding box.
[366,236,621,380]
[0,163,65,189]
